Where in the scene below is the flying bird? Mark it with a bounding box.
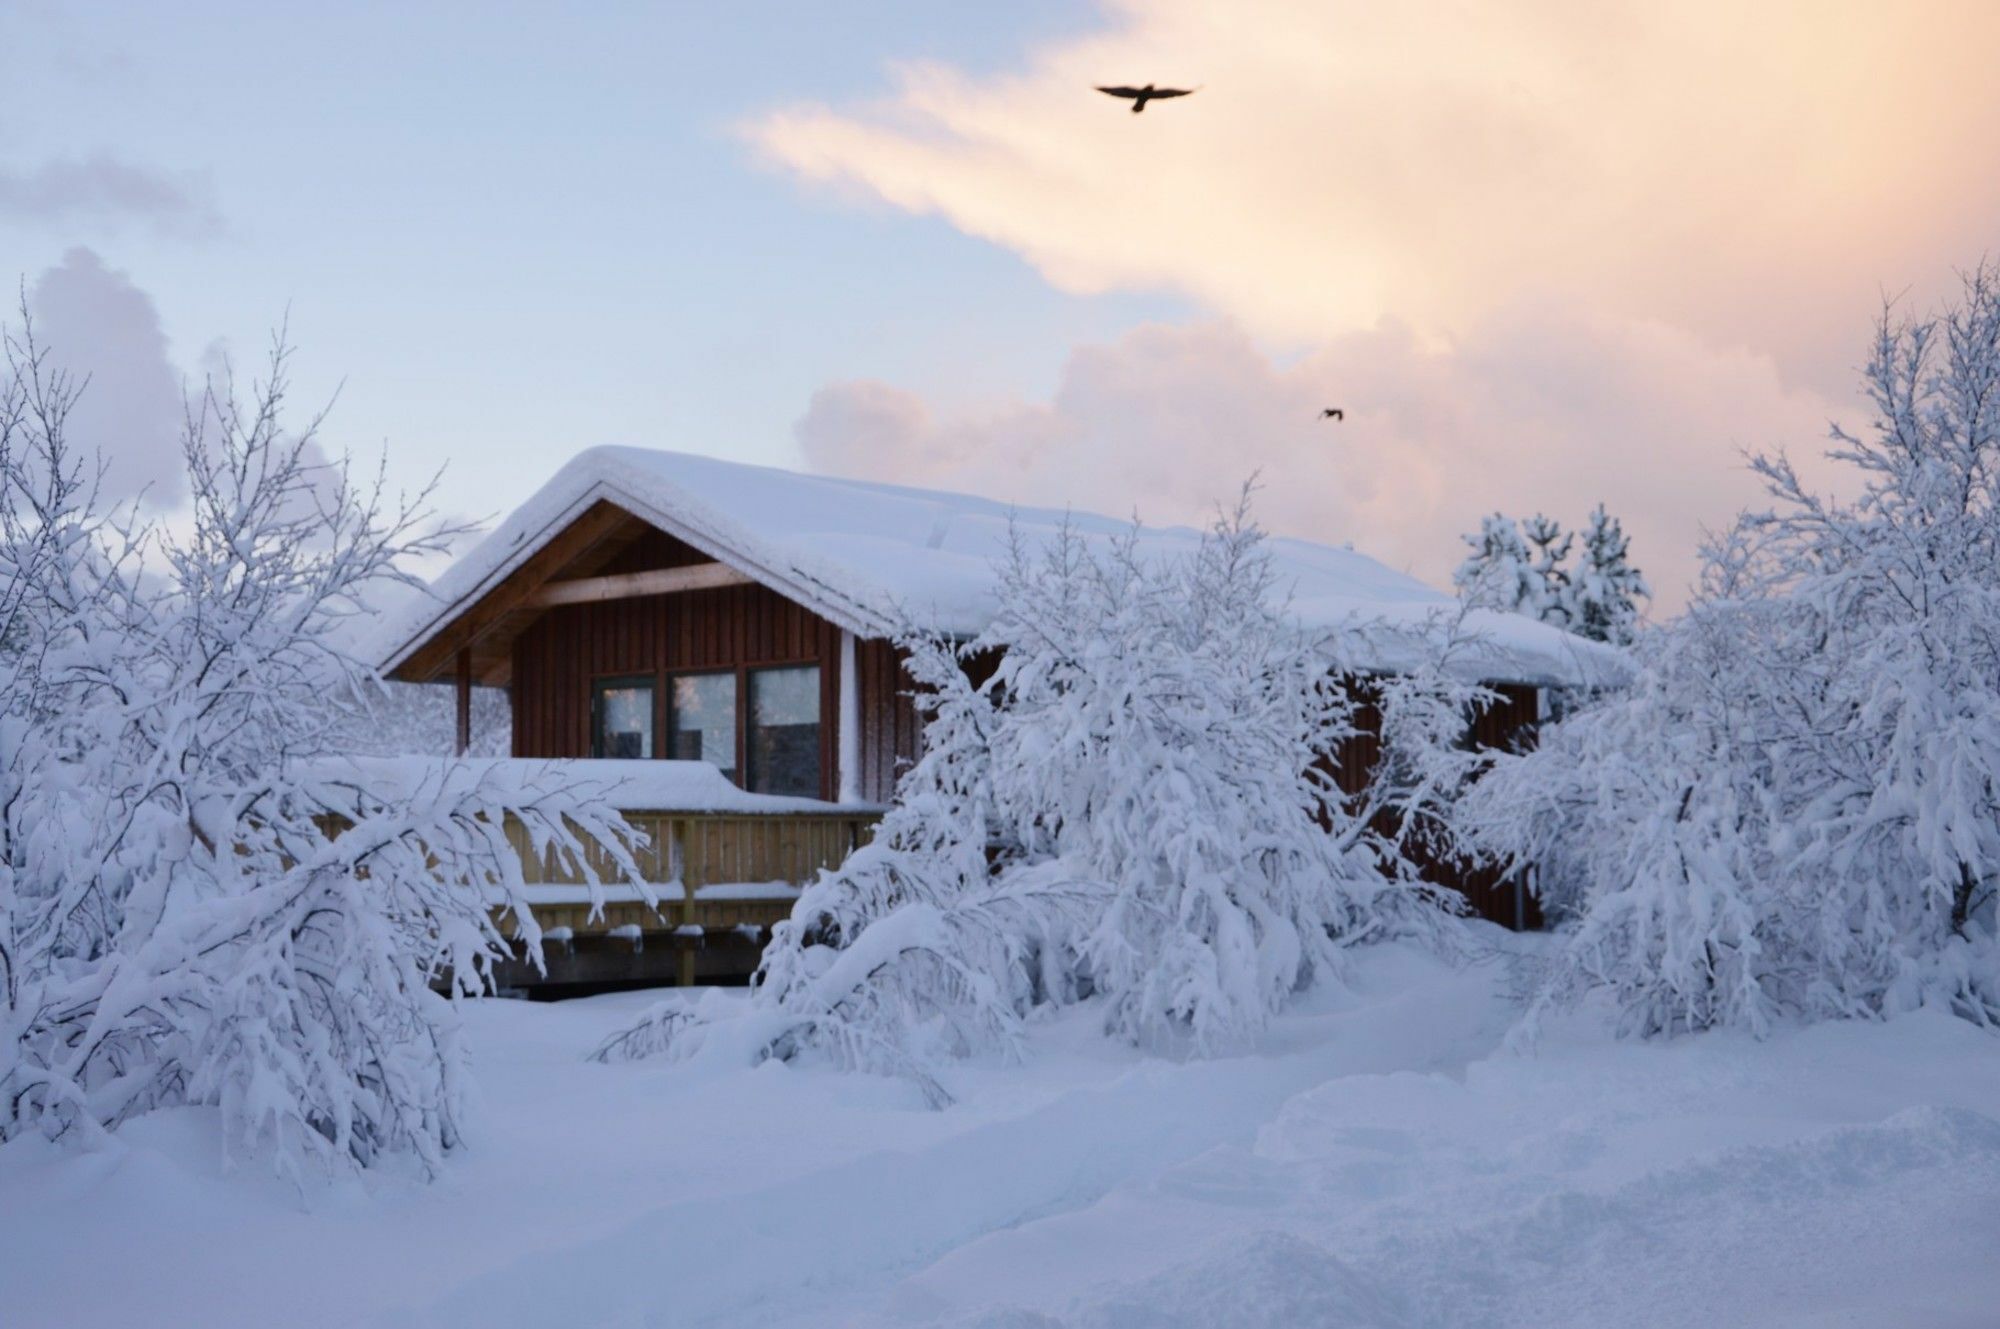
[1321,408,1345,421]
[1095,83,1198,114]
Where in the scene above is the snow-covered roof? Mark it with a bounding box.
[376,446,1628,687]
[298,755,882,814]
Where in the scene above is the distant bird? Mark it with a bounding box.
[1095,83,1198,114]
[1320,407,1345,421]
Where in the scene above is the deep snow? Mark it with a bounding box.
[2,933,1995,1329]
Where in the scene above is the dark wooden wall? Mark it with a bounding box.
[1329,679,1543,928]
[853,638,924,804]
[509,529,907,804]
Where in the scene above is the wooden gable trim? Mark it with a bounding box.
[389,500,640,683]
[527,561,754,609]
[383,475,901,688]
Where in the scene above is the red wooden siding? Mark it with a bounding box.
[1328,678,1543,928]
[510,586,848,794]
[508,528,911,804]
[853,637,924,804]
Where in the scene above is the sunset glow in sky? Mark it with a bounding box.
[8,1,2000,608]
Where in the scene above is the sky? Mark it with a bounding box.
[7,1,2000,610]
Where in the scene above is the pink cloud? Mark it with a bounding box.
[750,0,2000,393]
[797,312,1847,612]
[757,1,1989,606]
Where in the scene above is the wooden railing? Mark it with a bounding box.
[500,809,879,986]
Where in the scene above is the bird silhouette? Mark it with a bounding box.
[1321,408,1345,421]
[1095,83,1198,114]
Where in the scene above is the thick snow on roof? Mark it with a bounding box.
[298,756,881,814]
[377,446,1627,686]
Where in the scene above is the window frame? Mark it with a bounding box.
[577,652,829,798]
[588,671,660,760]
[744,662,824,798]
[664,665,743,778]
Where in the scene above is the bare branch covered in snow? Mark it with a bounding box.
[0,315,642,1180]
[1459,263,2000,1037]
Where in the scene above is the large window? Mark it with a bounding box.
[747,665,820,797]
[591,676,654,759]
[667,672,737,781]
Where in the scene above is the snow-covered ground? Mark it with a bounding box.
[4,933,1996,1329]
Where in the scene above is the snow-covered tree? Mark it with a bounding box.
[1454,514,1544,619]
[0,319,639,1179]
[1520,514,1573,631]
[1459,265,2000,1036]
[328,677,512,757]
[598,496,1467,1096]
[1456,508,1648,645]
[1568,504,1650,646]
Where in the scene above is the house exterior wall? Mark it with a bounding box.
[852,637,924,805]
[506,560,910,803]
[1329,679,1544,928]
[494,519,1544,924]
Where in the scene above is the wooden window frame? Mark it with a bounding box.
[664,665,742,778]
[744,662,823,798]
[588,671,659,759]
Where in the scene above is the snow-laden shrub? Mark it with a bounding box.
[1462,266,2000,1036]
[600,497,1466,1096]
[0,327,638,1179]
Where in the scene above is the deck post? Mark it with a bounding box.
[454,647,472,755]
[674,819,698,987]
[837,630,860,804]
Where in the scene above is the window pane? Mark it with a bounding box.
[747,665,820,797]
[668,672,737,777]
[591,678,653,759]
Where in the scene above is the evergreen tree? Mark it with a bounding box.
[1521,514,1574,630]
[1453,514,1543,617]
[1568,504,1651,646]
[1455,507,1647,644]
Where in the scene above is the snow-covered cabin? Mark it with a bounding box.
[375,448,1622,984]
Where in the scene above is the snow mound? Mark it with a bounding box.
[947,1231,1415,1329]
[295,754,877,813]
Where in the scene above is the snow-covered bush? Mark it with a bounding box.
[1461,266,2000,1036]
[600,496,1466,1096]
[0,323,638,1179]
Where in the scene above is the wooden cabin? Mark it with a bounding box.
[375,448,1625,990]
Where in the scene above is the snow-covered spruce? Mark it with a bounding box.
[1455,508,1649,647]
[1460,264,2000,1036]
[599,496,1467,1096]
[1568,505,1650,648]
[0,326,640,1180]
[1455,513,1549,624]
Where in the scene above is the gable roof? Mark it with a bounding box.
[375,446,1629,687]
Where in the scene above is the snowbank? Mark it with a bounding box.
[296,754,882,814]
[3,938,1994,1328]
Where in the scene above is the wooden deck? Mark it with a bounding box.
[494,809,878,992]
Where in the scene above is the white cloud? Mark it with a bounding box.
[28,247,187,507]
[0,155,220,237]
